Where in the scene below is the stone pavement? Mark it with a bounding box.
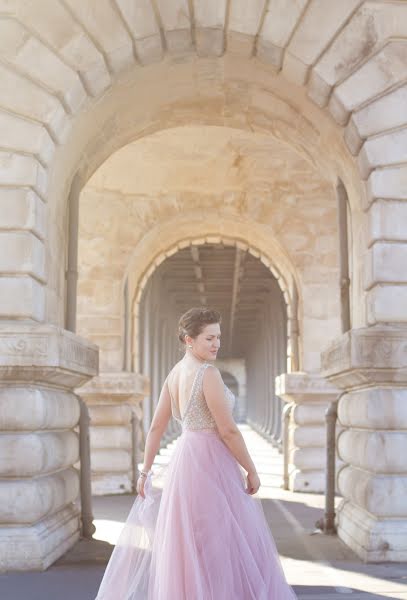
[1,425,406,600]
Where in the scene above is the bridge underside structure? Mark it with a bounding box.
[0,0,407,570]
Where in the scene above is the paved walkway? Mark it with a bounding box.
[1,425,406,599]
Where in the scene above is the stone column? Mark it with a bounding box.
[77,372,149,495]
[276,372,340,493]
[0,324,98,571]
[322,327,407,562]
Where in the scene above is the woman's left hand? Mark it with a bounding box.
[136,475,146,499]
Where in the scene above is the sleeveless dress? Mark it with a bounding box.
[94,362,297,599]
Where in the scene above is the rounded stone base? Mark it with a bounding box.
[0,504,80,572]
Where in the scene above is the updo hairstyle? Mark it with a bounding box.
[178,307,221,344]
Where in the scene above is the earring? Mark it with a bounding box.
[188,344,192,348]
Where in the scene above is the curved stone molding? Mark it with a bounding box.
[0,388,79,430]
[338,388,407,429]
[0,323,98,386]
[338,466,407,518]
[77,371,149,399]
[0,467,79,524]
[0,431,79,477]
[321,327,407,387]
[338,430,407,474]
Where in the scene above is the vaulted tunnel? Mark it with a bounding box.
[137,242,287,445]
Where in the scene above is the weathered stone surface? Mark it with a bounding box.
[367,286,407,325]
[337,500,407,562]
[0,505,80,571]
[0,0,407,569]
[352,84,407,138]
[0,387,79,430]
[309,2,407,106]
[78,372,149,400]
[10,0,111,96]
[282,1,360,85]
[0,324,98,385]
[276,372,340,493]
[0,431,79,477]
[0,110,55,164]
[365,242,407,288]
[78,126,340,372]
[0,63,68,139]
[0,231,45,281]
[78,372,147,495]
[366,165,407,205]
[338,388,407,429]
[0,151,47,197]
[359,127,407,178]
[338,466,407,517]
[259,0,307,69]
[0,189,45,239]
[0,468,79,524]
[63,0,134,73]
[321,328,407,387]
[332,41,407,120]
[321,327,407,561]
[338,429,407,474]
[0,277,45,321]
[368,199,407,244]
[0,19,87,113]
[0,326,97,571]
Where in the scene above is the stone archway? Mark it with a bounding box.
[1,2,407,569]
[125,226,297,374]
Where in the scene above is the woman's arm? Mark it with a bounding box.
[141,376,172,474]
[202,367,259,493]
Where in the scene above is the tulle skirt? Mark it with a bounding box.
[95,429,297,599]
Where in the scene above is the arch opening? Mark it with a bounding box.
[136,241,287,446]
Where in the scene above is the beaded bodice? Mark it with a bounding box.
[173,362,235,432]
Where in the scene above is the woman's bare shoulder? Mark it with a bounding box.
[167,359,183,381]
[203,363,222,382]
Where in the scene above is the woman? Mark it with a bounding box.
[95,307,297,599]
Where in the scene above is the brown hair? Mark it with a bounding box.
[178,307,221,344]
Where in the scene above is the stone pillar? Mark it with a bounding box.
[0,324,98,571]
[276,372,340,493]
[322,327,407,562]
[77,372,149,495]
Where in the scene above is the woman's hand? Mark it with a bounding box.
[246,470,260,495]
[136,474,147,499]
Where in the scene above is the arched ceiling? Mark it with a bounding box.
[79,124,335,321]
[1,0,406,189]
[143,243,284,359]
[86,125,330,194]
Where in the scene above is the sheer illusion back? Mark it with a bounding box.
[167,361,235,431]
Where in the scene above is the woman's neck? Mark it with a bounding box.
[183,349,206,365]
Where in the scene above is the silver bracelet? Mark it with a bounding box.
[139,470,149,478]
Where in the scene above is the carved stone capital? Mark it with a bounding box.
[0,324,98,387]
[77,371,149,404]
[321,327,407,389]
[276,371,339,404]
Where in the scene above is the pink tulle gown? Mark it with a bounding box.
[95,362,297,599]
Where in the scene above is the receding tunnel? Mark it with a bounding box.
[137,242,287,446]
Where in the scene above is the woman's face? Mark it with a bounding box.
[187,322,221,361]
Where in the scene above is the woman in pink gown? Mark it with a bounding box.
[95,307,297,599]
